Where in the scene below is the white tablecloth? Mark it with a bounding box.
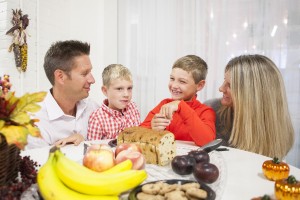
[21,140,300,200]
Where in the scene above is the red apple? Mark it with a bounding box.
[87,144,113,153]
[83,144,115,172]
[115,143,142,157]
[115,149,145,170]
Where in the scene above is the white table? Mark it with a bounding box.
[21,140,300,200]
[221,147,300,199]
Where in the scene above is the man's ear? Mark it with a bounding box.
[54,69,65,85]
[196,80,206,91]
[101,86,108,97]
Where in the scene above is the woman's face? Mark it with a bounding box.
[219,71,233,107]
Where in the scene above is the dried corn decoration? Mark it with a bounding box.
[6,9,29,72]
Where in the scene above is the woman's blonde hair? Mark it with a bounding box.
[102,64,132,87]
[220,54,294,159]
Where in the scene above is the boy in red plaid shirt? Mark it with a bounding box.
[87,64,140,140]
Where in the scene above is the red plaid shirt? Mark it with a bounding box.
[87,100,140,140]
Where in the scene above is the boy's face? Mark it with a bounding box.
[102,78,133,112]
[168,68,204,101]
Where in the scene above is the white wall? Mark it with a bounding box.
[0,0,117,103]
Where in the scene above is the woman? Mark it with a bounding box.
[205,54,294,159]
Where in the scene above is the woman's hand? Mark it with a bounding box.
[54,133,84,147]
[151,113,170,131]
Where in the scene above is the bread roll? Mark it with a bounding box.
[117,127,176,166]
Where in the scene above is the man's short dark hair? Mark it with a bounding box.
[44,40,90,85]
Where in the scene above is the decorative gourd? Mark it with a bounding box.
[262,157,289,181]
[275,175,300,200]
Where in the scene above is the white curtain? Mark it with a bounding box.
[117,0,300,168]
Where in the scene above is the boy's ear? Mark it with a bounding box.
[196,80,206,91]
[101,86,108,96]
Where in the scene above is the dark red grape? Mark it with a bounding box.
[187,150,210,164]
[171,155,196,175]
[193,162,219,184]
[0,155,40,200]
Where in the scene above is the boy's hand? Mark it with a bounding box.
[159,100,180,119]
[151,113,171,131]
[54,133,84,147]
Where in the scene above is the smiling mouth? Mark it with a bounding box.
[222,95,231,100]
[172,90,181,95]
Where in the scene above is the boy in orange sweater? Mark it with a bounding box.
[140,55,216,146]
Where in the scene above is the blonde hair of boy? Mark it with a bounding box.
[220,54,294,159]
[172,55,208,83]
[102,64,132,87]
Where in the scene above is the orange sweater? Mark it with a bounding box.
[140,96,216,146]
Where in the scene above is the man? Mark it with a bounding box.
[27,40,99,149]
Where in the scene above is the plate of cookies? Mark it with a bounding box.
[128,179,216,200]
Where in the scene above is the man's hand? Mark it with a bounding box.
[159,100,180,120]
[54,133,84,147]
[151,113,170,131]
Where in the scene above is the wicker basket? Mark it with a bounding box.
[0,133,21,185]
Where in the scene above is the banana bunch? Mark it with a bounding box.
[37,150,147,200]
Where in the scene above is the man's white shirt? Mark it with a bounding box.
[26,90,99,149]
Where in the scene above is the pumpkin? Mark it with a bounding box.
[262,157,289,181]
[275,175,300,200]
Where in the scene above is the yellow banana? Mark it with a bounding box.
[102,159,133,174]
[37,153,118,200]
[54,150,147,196]
[55,150,103,175]
[55,150,132,175]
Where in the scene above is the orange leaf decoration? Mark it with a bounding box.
[0,91,46,149]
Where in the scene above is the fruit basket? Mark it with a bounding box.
[0,133,20,185]
[0,134,40,199]
[0,74,46,198]
[0,84,45,185]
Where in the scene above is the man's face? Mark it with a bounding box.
[64,55,95,101]
[102,78,133,112]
